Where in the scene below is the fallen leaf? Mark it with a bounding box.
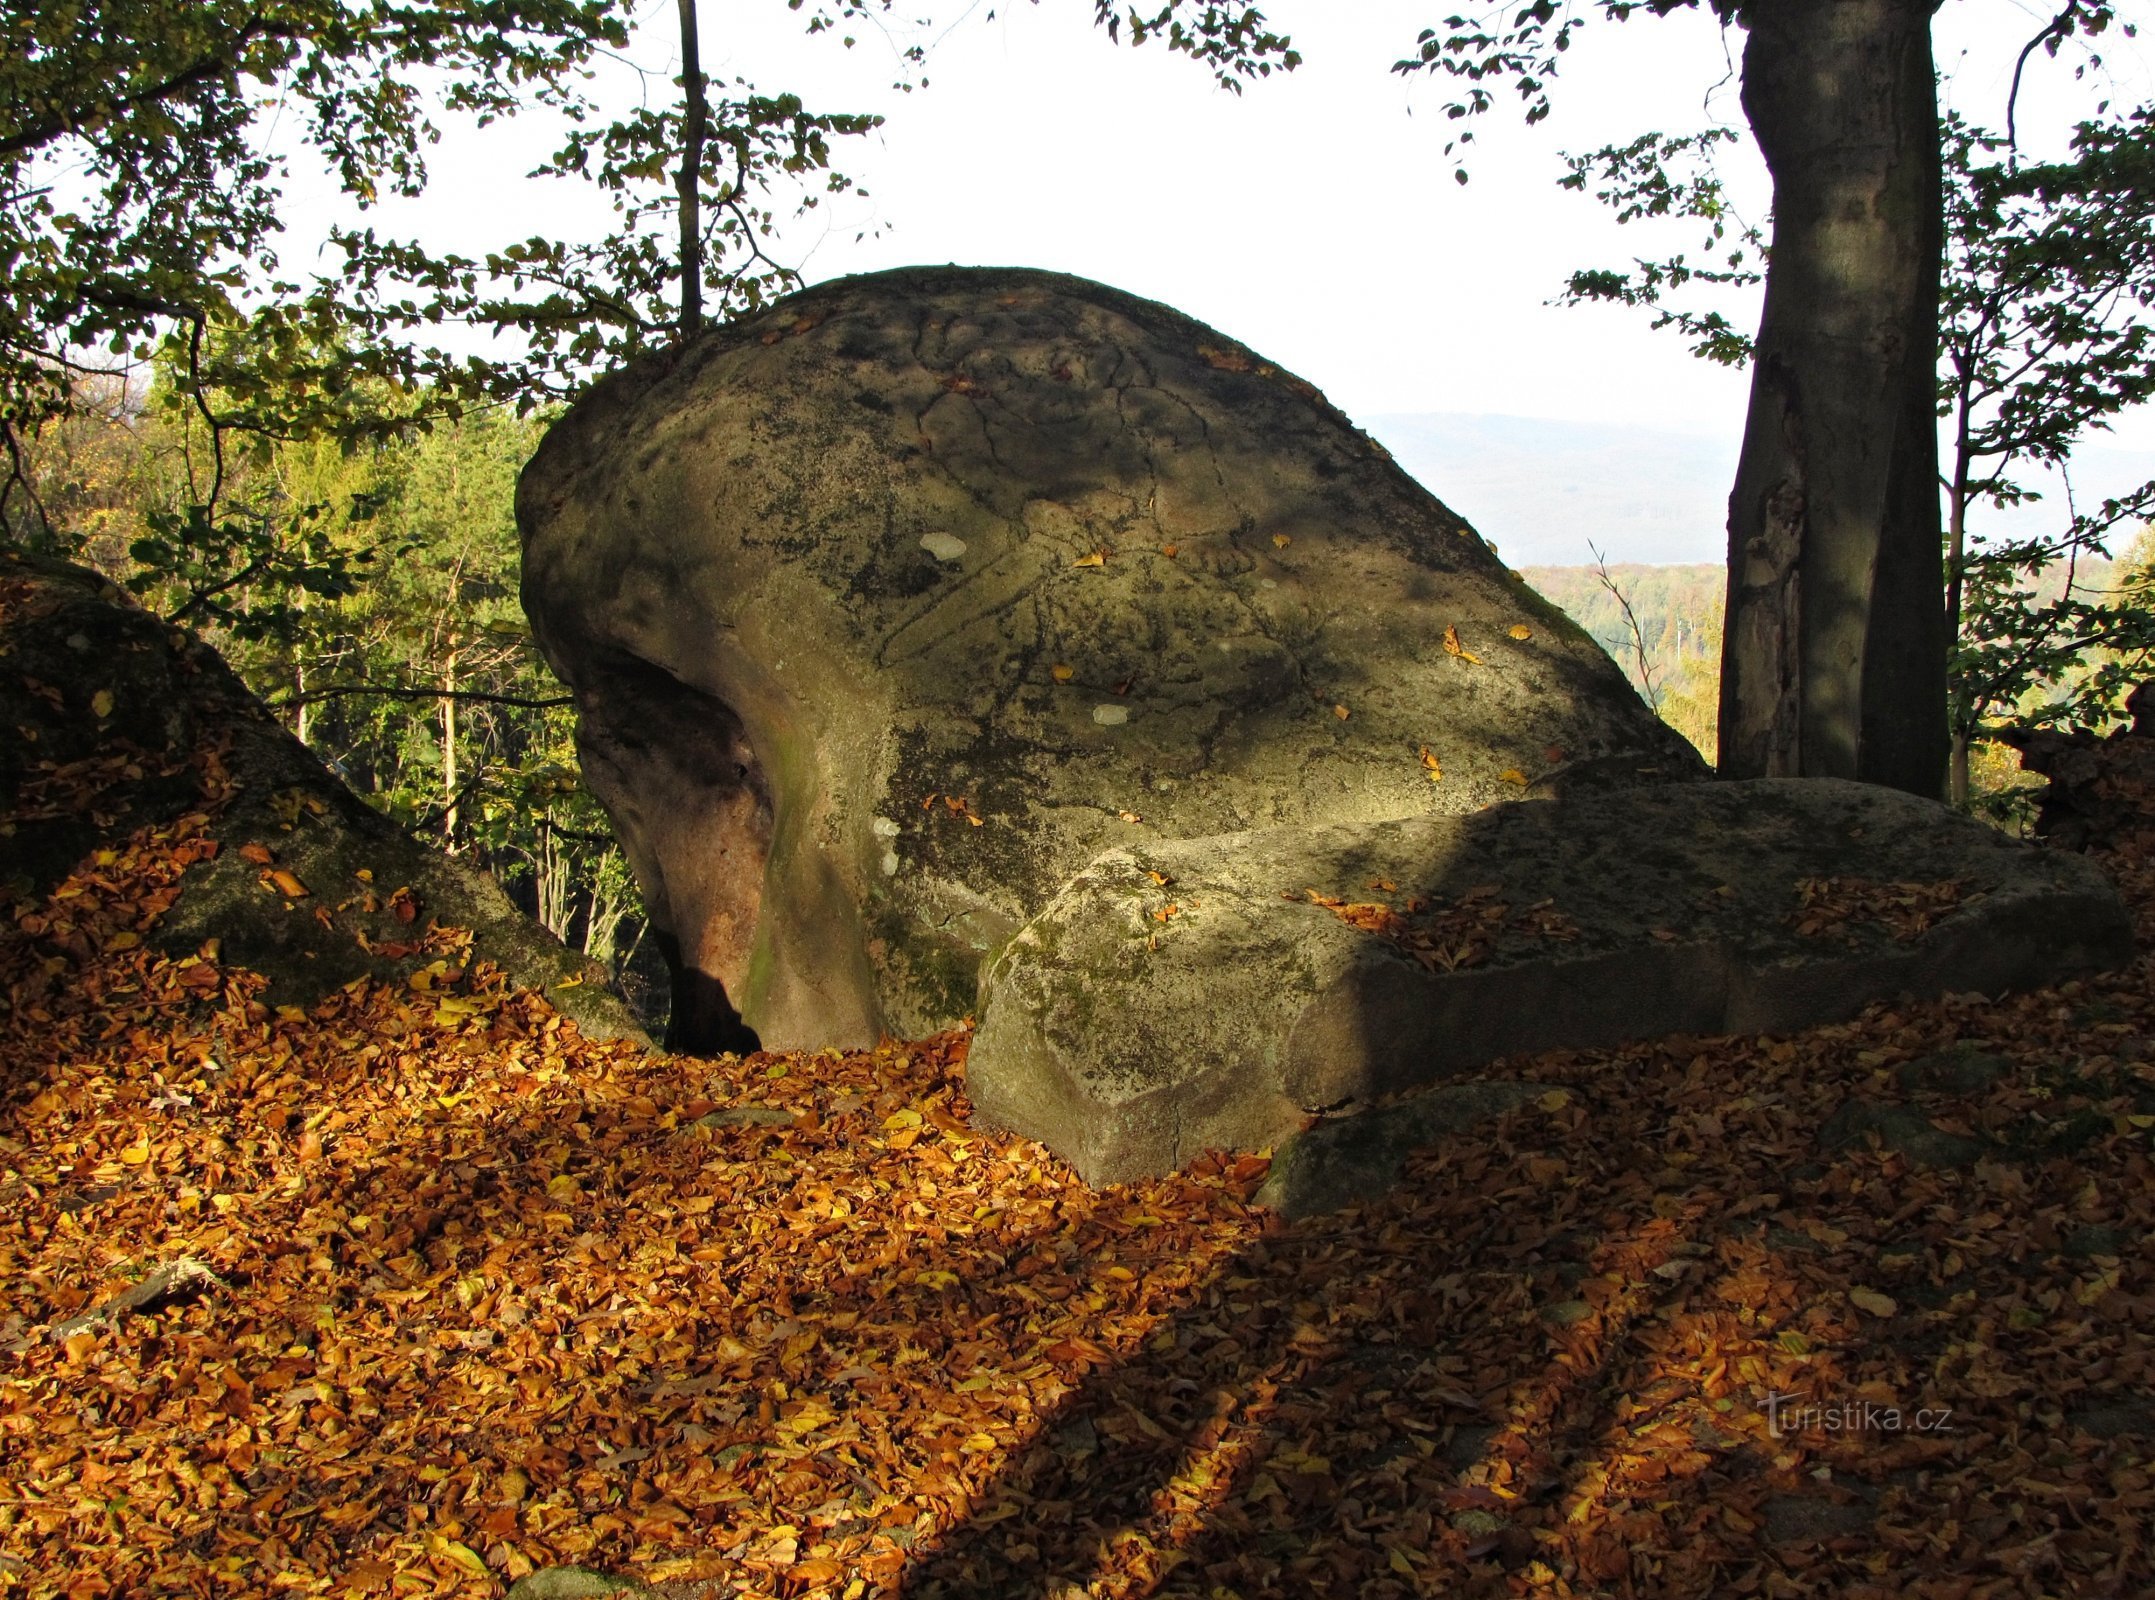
[1072,550,1107,568]
[1333,704,1351,720]
[266,869,309,899]
[1498,768,1529,786]
[425,1534,490,1579]
[1273,533,1292,549]
[1850,1287,1898,1317]
[1051,664,1074,683]
[90,688,114,718]
[1509,624,1533,640]
[239,841,275,866]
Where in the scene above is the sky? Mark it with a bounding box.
[294,0,2155,562]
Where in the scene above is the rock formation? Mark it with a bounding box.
[968,777,2133,1182]
[0,552,639,1041]
[518,266,1702,1052]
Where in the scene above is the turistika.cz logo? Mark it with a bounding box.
[1763,1392,1954,1438]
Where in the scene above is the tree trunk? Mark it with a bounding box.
[1719,0,1948,796]
[676,0,707,340]
[440,650,461,849]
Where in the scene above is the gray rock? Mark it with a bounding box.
[506,1570,649,1600]
[518,266,1700,1053]
[1817,1100,1989,1169]
[1255,1081,1542,1217]
[970,777,2131,1183]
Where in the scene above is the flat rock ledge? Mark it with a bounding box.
[968,778,2133,1185]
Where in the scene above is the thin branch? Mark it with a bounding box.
[1588,540,1661,711]
[2007,1,2082,151]
[0,16,288,160]
[262,683,576,711]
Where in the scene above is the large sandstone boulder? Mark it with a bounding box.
[968,778,2133,1182]
[518,266,1702,1052]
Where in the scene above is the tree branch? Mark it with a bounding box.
[262,682,576,710]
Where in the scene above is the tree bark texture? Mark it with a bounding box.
[1720,0,1948,795]
[676,0,707,340]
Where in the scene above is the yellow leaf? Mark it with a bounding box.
[90,688,115,718]
[1332,704,1350,720]
[1072,550,1107,568]
[1499,768,1529,786]
[119,1134,152,1165]
[105,930,140,951]
[546,1174,581,1202]
[1849,1288,1898,1317]
[915,1269,960,1291]
[1051,664,1074,682]
[1272,533,1292,548]
[882,1108,923,1131]
[1442,625,1483,664]
[425,1535,491,1579]
[1536,1090,1571,1113]
[1509,624,1532,640]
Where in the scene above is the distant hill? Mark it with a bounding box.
[1364,411,2155,570]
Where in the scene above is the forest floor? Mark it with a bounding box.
[5,782,2155,1600]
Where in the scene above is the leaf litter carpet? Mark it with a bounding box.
[5,805,2155,1599]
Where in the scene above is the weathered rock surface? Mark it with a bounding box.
[517,265,1702,1053]
[967,778,2132,1182]
[1997,682,2155,851]
[0,552,640,1042]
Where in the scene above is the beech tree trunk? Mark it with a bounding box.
[676,0,707,340]
[1719,0,1948,796]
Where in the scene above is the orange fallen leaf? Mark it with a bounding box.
[267,868,309,898]
[1197,344,1253,372]
[1273,533,1292,549]
[1443,625,1483,665]
[1333,704,1350,720]
[239,841,275,865]
[1072,550,1107,568]
[1051,664,1074,683]
[1509,623,1533,639]
[1498,768,1529,786]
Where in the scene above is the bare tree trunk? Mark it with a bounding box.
[676,0,707,340]
[1719,0,1948,797]
[440,649,461,849]
[1945,420,1973,808]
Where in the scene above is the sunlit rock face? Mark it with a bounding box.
[517,265,1700,1053]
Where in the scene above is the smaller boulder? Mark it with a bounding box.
[969,778,2131,1183]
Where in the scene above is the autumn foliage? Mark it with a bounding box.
[7,694,2155,1598]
